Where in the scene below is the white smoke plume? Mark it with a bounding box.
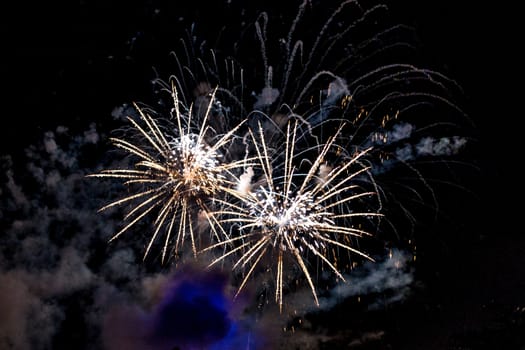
[0,123,170,349]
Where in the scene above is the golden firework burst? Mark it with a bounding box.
[88,85,253,263]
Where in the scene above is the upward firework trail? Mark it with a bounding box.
[88,85,252,263]
[202,118,383,310]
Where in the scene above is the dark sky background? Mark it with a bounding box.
[1,0,522,349]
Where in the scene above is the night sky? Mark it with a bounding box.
[1,1,522,349]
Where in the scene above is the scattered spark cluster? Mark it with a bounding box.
[90,0,471,312]
[91,87,384,309]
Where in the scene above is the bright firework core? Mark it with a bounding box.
[164,133,224,197]
[249,188,333,252]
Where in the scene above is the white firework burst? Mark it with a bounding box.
[88,85,251,263]
[202,118,383,310]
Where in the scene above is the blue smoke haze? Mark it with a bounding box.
[103,266,265,350]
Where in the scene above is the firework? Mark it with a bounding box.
[88,85,252,263]
[90,0,471,313]
[202,118,383,311]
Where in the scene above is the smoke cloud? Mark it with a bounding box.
[0,124,271,349]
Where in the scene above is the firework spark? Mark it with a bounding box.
[202,118,383,311]
[88,85,251,263]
